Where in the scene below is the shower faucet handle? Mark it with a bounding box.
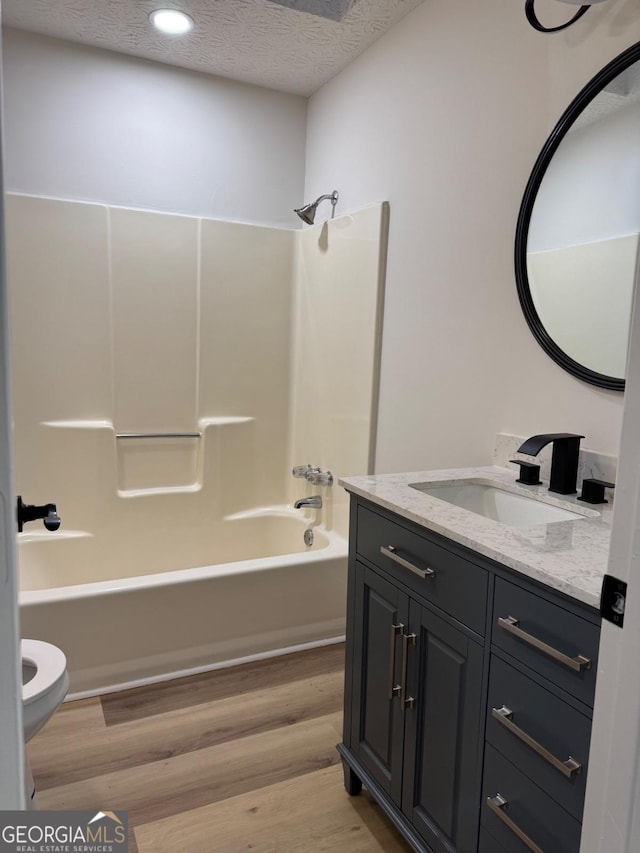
[17,496,62,533]
[43,506,62,531]
[292,464,314,479]
[305,468,334,487]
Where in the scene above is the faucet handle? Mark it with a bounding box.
[292,464,313,479]
[43,505,61,531]
[510,459,541,486]
[578,478,615,505]
[17,496,62,533]
[305,468,334,487]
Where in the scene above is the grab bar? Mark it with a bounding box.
[116,432,201,440]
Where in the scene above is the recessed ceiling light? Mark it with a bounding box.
[149,9,195,35]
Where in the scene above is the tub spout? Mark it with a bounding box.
[294,495,323,510]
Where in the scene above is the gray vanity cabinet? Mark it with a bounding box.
[339,494,602,853]
[482,577,600,852]
[401,600,484,853]
[340,498,487,853]
[349,560,408,802]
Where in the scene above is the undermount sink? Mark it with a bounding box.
[410,481,590,527]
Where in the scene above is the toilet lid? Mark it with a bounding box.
[21,639,68,706]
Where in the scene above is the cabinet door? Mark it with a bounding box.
[402,600,484,853]
[350,561,409,804]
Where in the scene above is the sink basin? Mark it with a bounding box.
[410,481,588,527]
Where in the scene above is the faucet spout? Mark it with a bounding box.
[294,495,323,510]
[517,433,584,495]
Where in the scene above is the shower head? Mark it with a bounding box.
[294,190,339,225]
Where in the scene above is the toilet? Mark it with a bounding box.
[22,639,70,807]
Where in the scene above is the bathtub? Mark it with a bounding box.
[19,510,348,697]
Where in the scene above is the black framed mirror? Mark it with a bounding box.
[515,41,640,392]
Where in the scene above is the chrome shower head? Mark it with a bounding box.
[294,202,319,225]
[294,190,339,225]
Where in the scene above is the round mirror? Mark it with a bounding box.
[515,41,640,391]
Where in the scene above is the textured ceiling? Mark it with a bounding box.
[2,0,424,96]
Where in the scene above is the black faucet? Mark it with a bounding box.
[517,433,585,495]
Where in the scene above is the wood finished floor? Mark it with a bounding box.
[28,644,410,852]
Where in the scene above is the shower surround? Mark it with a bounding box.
[7,194,387,694]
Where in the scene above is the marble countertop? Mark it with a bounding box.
[339,466,613,609]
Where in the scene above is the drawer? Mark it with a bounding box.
[356,504,488,634]
[482,743,582,852]
[486,656,591,821]
[479,828,510,853]
[492,577,599,706]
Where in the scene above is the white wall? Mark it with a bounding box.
[305,0,640,472]
[1,28,307,228]
[8,6,639,474]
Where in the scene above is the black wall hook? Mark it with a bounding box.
[525,0,591,32]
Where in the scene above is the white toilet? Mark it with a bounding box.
[22,639,70,807]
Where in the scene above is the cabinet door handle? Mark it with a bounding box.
[400,632,416,709]
[492,706,582,778]
[497,616,591,672]
[486,794,543,853]
[388,623,403,699]
[381,545,435,579]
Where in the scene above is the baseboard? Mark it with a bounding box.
[66,634,346,701]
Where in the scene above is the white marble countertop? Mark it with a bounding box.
[339,466,613,609]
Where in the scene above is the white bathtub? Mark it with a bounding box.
[19,511,348,696]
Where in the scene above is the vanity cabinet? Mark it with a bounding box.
[348,561,407,803]
[400,599,484,853]
[340,500,487,853]
[482,577,599,852]
[339,495,601,853]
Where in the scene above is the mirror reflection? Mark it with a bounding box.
[524,55,640,386]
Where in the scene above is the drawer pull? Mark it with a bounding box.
[400,632,416,709]
[486,794,543,853]
[381,545,435,580]
[492,706,582,778]
[388,623,403,699]
[497,615,591,672]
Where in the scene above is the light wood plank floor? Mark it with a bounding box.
[28,644,409,852]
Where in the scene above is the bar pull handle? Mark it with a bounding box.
[497,616,591,672]
[400,632,416,709]
[381,545,435,580]
[486,794,543,853]
[492,706,582,778]
[388,623,403,699]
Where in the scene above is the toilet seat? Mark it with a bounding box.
[21,639,68,706]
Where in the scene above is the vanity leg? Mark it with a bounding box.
[342,757,362,796]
